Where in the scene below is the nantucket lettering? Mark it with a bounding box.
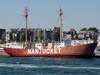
[28,48,61,54]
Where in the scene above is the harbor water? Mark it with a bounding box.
[0,56,100,75]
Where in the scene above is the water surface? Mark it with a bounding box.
[0,56,100,75]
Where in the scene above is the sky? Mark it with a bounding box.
[0,0,100,32]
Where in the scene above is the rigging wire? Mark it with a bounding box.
[16,17,25,29]
[55,16,60,27]
[63,14,81,30]
[27,17,31,28]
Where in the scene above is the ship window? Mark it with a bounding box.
[38,45,41,46]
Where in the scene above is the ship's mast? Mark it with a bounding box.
[59,6,63,41]
[24,7,29,48]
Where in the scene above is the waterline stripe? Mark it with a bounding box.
[0,63,100,70]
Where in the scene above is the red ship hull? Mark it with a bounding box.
[4,42,97,57]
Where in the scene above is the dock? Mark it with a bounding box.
[94,54,100,57]
[0,52,10,56]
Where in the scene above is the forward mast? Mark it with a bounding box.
[24,7,29,49]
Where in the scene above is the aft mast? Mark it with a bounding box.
[59,6,63,41]
[24,7,29,48]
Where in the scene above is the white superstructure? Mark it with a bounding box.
[54,41,71,48]
[71,39,93,46]
[5,42,23,49]
[35,43,43,49]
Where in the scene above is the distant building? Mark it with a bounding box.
[78,30,98,40]
[45,28,53,40]
[7,26,100,42]
[53,27,60,34]
[9,28,53,42]
[62,31,67,40]
[6,32,10,42]
[78,31,87,39]
[66,34,71,40]
[0,29,6,42]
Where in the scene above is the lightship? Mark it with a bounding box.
[4,7,97,57]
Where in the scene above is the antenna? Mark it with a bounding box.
[24,6,29,12]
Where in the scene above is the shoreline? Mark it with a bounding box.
[0,52,10,56]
